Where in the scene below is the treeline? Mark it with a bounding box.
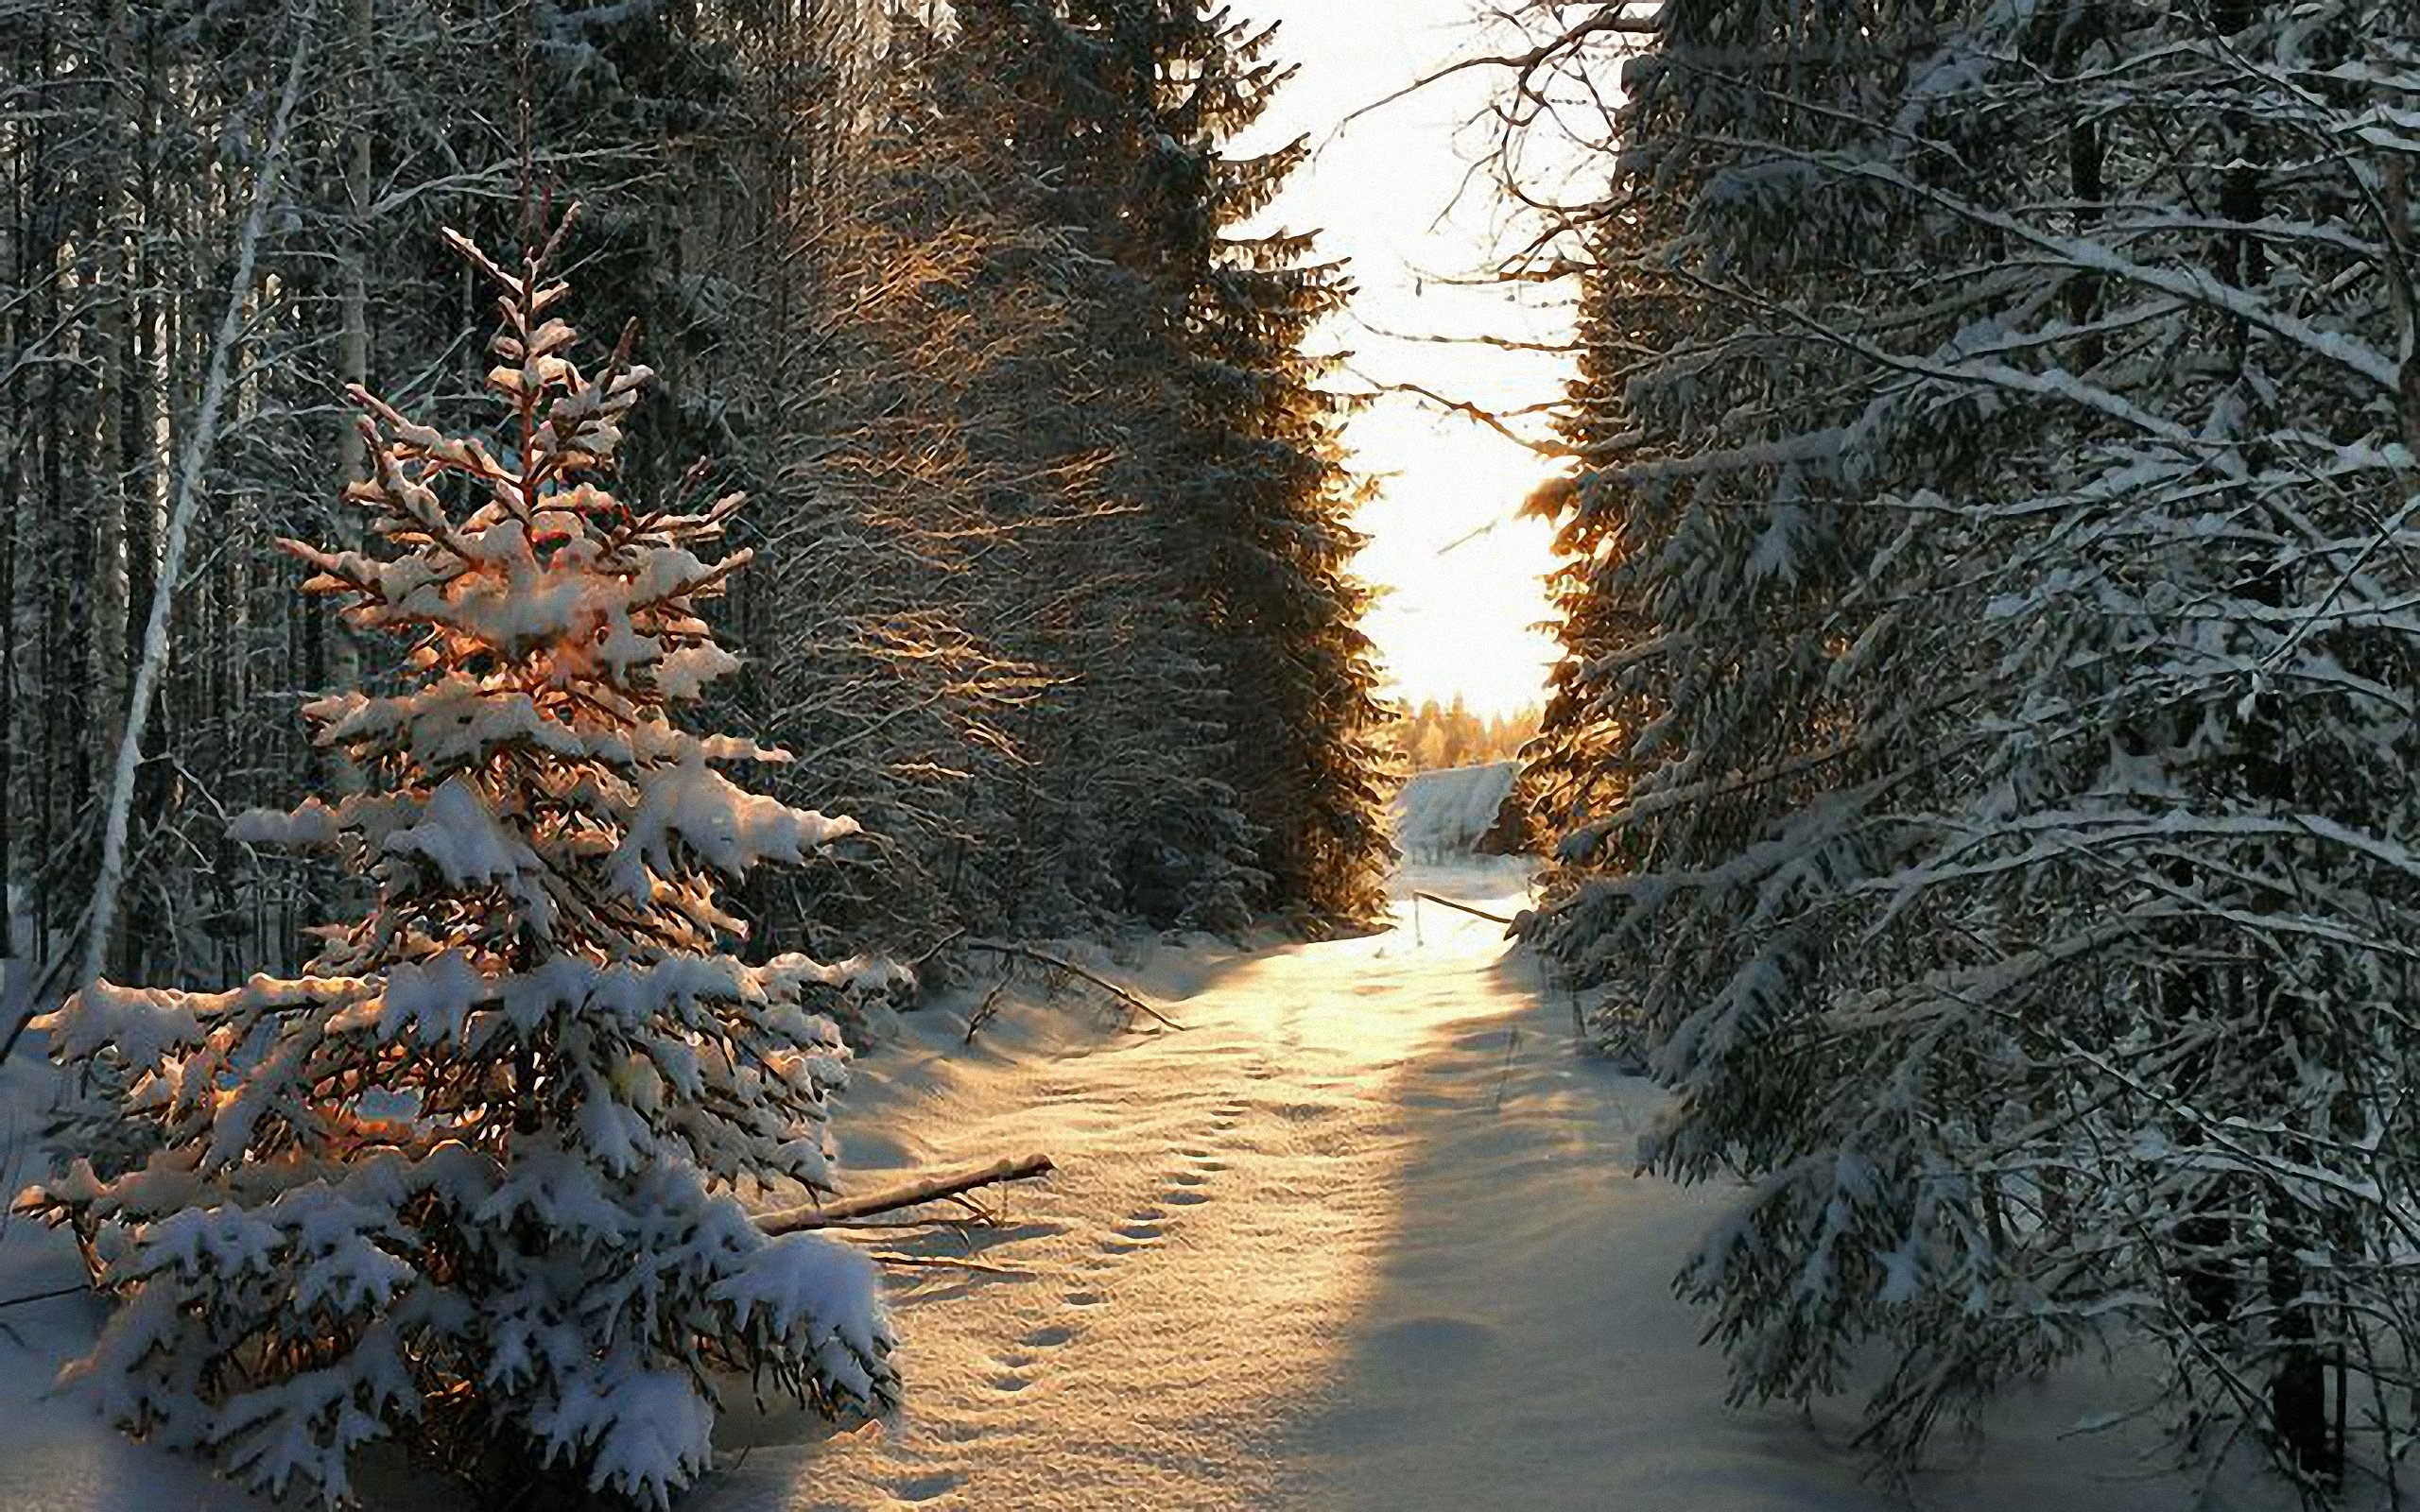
[1501,0,2420,1495]
[1389,696,1537,772]
[0,0,1393,995]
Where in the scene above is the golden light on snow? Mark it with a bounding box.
[1251,0,1574,720]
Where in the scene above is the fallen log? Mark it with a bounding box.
[959,939,1186,1032]
[758,1154,1057,1236]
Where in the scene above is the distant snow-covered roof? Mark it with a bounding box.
[1393,763,1520,862]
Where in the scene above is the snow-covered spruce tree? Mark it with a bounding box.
[1057,0,1396,927]
[740,9,1144,953]
[1763,2,2420,1485]
[1516,0,1980,1078]
[1514,0,2420,1490]
[17,217,899,1506]
[939,0,1284,934]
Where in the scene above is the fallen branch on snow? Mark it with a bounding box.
[757,1155,1057,1235]
[869,1252,1030,1278]
[963,977,1010,1044]
[958,939,1186,1032]
[1414,892,1517,927]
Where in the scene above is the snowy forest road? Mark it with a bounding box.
[697,864,2201,1512]
[0,863,2229,1511]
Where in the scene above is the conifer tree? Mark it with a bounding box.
[18,215,898,1507]
[1513,0,2420,1489]
[1030,0,1396,926]
[1778,2,2420,1481]
[1522,0,1956,1086]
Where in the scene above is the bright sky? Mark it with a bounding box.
[1246,1,1575,720]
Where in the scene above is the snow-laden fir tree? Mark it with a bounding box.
[1514,0,2420,1491]
[1520,0,1966,1107]
[738,9,1155,952]
[17,214,899,1507]
[981,0,1395,928]
[1757,2,2420,1484]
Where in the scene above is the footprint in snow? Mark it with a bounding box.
[1370,1314,1498,1360]
[891,1469,965,1503]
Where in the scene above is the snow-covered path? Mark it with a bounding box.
[695,864,2211,1512]
[0,859,2247,1511]
[707,863,1565,1512]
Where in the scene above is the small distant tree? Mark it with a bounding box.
[19,215,899,1507]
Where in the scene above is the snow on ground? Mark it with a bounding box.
[0,861,2319,1511]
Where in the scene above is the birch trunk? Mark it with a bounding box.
[329,0,371,794]
[80,26,314,990]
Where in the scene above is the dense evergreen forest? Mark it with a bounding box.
[0,0,1394,1005]
[10,0,2420,1506]
[1389,696,1539,772]
[1506,0,2420,1494]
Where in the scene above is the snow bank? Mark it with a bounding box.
[1392,763,1520,862]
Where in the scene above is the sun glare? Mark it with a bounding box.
[1355,420,1565,720]
[1249,0,1574,722]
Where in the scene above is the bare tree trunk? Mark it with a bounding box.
[2384,152,2419,479]
[2206,0,2328,1477]
[82,26,314,990]
[88,0,133,801]
[329,0,372,795]
[1,434,16,968]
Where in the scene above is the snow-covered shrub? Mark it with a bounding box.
[15,215,898,1507]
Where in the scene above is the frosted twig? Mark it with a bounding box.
[958,940,1186,1031]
